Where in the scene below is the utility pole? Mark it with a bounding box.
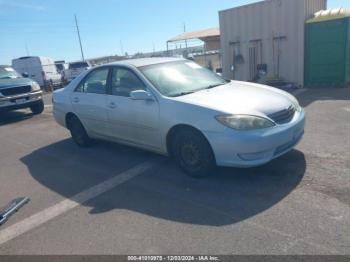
[74,14,85,61]
[120,40,124,56]
[183,23,188,57]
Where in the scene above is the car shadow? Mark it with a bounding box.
[0,110,34,126]
[298,86,350,108]
[21,139,306,226]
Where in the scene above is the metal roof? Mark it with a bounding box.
[219,0,272,14]
[307,8,350,23]
[107,57,186,68]
[168,28,220,43]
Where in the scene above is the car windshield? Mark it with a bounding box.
[140,61,228,97]
[0,67,21,79]
[69,62,89,69]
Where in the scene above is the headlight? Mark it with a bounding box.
[31,82,41,91]
[216,115,275,130]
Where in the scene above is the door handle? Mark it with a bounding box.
[72,97,80,103]
[108,102,117,109]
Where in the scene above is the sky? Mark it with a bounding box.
[0,0,349,64]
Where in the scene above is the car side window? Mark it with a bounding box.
[76,68,109,94]
[111,67,146,97]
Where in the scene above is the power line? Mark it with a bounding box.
[25,43,30,56]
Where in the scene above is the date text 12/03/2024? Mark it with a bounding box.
[127,256,219,261]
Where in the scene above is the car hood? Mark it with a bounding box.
[173,81,295,116]
[0,78,34,89]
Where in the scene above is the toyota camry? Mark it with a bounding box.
[53,58,305,177]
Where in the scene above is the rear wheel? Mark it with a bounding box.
[67,115,92,147]
[30,100,44,115]
[172,128,215,178]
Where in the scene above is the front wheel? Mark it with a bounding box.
[172,129,215,178]
[30,100,44,115]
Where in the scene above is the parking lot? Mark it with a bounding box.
[0,88,349,255]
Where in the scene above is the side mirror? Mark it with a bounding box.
[22,72,29,78]
[130,90,154,101]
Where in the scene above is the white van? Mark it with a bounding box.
[12,56,62,88]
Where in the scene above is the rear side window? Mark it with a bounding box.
[43,64,58,74]
[56,64,64,71]
[75,68,109,94]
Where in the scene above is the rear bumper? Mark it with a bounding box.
[51,80,62,86]
[0,91,43,112]
[44,79,61,87]
[204,110,306,167]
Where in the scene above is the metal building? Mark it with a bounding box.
[219,0,326,86]
[166,28,222,72]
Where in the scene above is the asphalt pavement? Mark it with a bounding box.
[0,88,349,255]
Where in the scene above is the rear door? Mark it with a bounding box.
[41,57,61,83]
[28,58,43,86]
[70,62,89,80]
[70,67,110,137]
[68,64,79,80]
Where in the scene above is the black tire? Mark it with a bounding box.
[172,128,215,178]
[30,100,44,115]
[67,115,92,147]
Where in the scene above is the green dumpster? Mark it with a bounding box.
[305,8,350,87]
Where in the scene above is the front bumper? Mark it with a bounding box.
[204,110,305,167]
[0,90,43,112]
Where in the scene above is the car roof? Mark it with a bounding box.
[107,57,186,68]
[13,56,50,61]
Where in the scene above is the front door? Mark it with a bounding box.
[70,67,110,137]
[106,67,161,150]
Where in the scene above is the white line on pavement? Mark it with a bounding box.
[0,159,161,246]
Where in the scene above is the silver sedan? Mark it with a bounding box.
[53,58,305,177]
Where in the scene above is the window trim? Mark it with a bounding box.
[74,66,111,94]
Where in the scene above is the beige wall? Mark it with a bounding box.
[219,0,326,86]
[203,37,221,51]
[194,53,221,71]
